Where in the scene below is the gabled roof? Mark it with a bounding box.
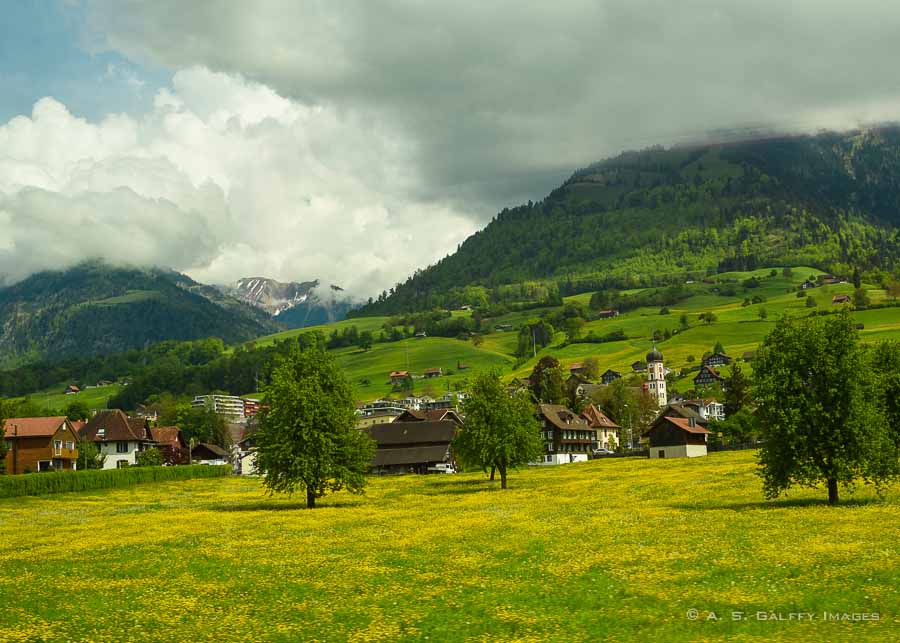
[366,420,457,446]
[81,410,152,443]
[644,415,710,437]
[389,370,410,378]
[394,409,463,424]
[581,405,620,430]
[694,365,724,381]
[192,442,229,458]
[537,404,588,430]
[661,403,708,425]
[2,417,69,438]
[150,426,187,449]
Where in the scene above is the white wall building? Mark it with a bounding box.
[192,394,246,420]
[646,346,667,408]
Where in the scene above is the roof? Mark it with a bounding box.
[655,416,710,435]
[602,369,621,376]
[150,426,186,449]
[2,417,68,438]
[394,409,463,424]
[81,410,152,442]
[646,346,664,363]
[832,295,851,303]
[704,352,731,361]
[373,445,450,466]
[661,403,708,425]
[389,370,410,378]
[537,404,588,430]
[366,420,457,446]
[192,442,229,458]
[694,365,724,381]
[581,405,620,430]
[423,367,442,374]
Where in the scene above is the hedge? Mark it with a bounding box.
[0,464,232,499]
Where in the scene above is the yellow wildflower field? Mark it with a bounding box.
[1,451,898,642]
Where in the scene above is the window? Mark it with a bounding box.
[4,439,12,450]
[54,440,63,453]
[65,441,74,450]
[116,441,129,453]
[116,460,129,469]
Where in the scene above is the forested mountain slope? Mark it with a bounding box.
[357,128,900,315]
[0,262,281,366]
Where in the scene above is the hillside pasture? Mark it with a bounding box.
[1,451,897,642]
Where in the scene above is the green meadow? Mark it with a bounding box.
[1,451,897,642]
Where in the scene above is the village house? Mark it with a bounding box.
[702,352,732,368]
[644,415,710,459]
[191,443,230,466]
[660,402,709,428]
[394,408,464,425]
[681,399,725,423]
[389,370,410,386]
[742,351,756,362]
[494,323,513,331]
[79,410,155,469]
[694,365,725,389]
[596,309,619,319]
[832,294,851,305]
[150,426,188,465]
[2,417,79,474]
[631,360,646,373]
[365,420,458,474]
[569,362,584,376]
[580,405,620,451]
[64,384,80,395]
[601,369,622,385]
[423,367,443,379]
[566,374,603,402]
[535,404,596,465]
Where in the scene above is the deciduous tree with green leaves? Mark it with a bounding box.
[455,369,543,489]
[754,311,900,504]
[76,438,106,470]
[528,356,567,405]
[255,347,375,508]
[136,447,164,467]
[0,401,8,474]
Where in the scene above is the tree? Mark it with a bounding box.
[76,439,106,470]
[852,267,861,289]
[805,296,817,308]
[0,401,8,474]
[713,340,725,355]
[136,447,164,467]
[455,369,543,489]
[700,311,717,324]
[581,356,601,381]
[679,313,689,330]
[65,400,91,422]
[758,307,768,320]
[712,408,759,445]
[254,348,375,508]
[471,334,483,348]
[179,407,230,447]
[886,280,900,301]
[563,317,586,343]
[782,267,793,279]
[754,311,900,504]
[528,356,566,405]
[853,288,870,309]
[357,330,374,352]
[724,361,749,416]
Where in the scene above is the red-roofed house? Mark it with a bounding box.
[79,410,154,469]
[2,417,80,474]
[643,415,710,459]
[389,371,410,385]
[150,426,188,465]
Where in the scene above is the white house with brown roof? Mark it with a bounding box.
[534,404,595,465]
[79,410,154,469]
[580,405,621,450]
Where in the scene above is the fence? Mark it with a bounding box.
[0,464,232,499]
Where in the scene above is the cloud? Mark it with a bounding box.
[0,70,479,293]
[84,0,900,210]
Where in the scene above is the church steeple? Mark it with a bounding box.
[646,344,667,407]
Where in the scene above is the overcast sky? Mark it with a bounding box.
[2,1,900,295]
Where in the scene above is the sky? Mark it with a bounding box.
[3,1,900,296]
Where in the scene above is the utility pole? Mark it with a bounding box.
[532,328,537,358]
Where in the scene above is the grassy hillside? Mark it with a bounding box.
[2,451,897,642]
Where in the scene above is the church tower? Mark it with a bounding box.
[646,345,667,407]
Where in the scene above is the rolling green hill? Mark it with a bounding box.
[0,261,281,367]
[356,128,900,315]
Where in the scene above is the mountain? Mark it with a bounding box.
[0,262,281,366]
[228,277,356,328]
[355,127,900,315]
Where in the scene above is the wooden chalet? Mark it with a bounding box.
[2,417,79,474]
[536,404,595,465]
[596,310,619,319]
[832,294,851,304]
[702,353,732,368]
[643,415,710,459]
[365,420,457,474]
[150,426,188,465]
[389,370,410,385]
[693,365,725,388]
[631,360,646,373]
[191,442,230,465]
[601,369,622,385]
[423,367,443,379]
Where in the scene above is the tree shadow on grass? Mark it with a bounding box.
[209,499,364,512]
[670,496,882,512]
[420,478,501,496]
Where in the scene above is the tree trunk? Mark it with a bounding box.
[306,488,316,509]
[827,478,839,505]
[489,466,495,481]
[499,465,508,490]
